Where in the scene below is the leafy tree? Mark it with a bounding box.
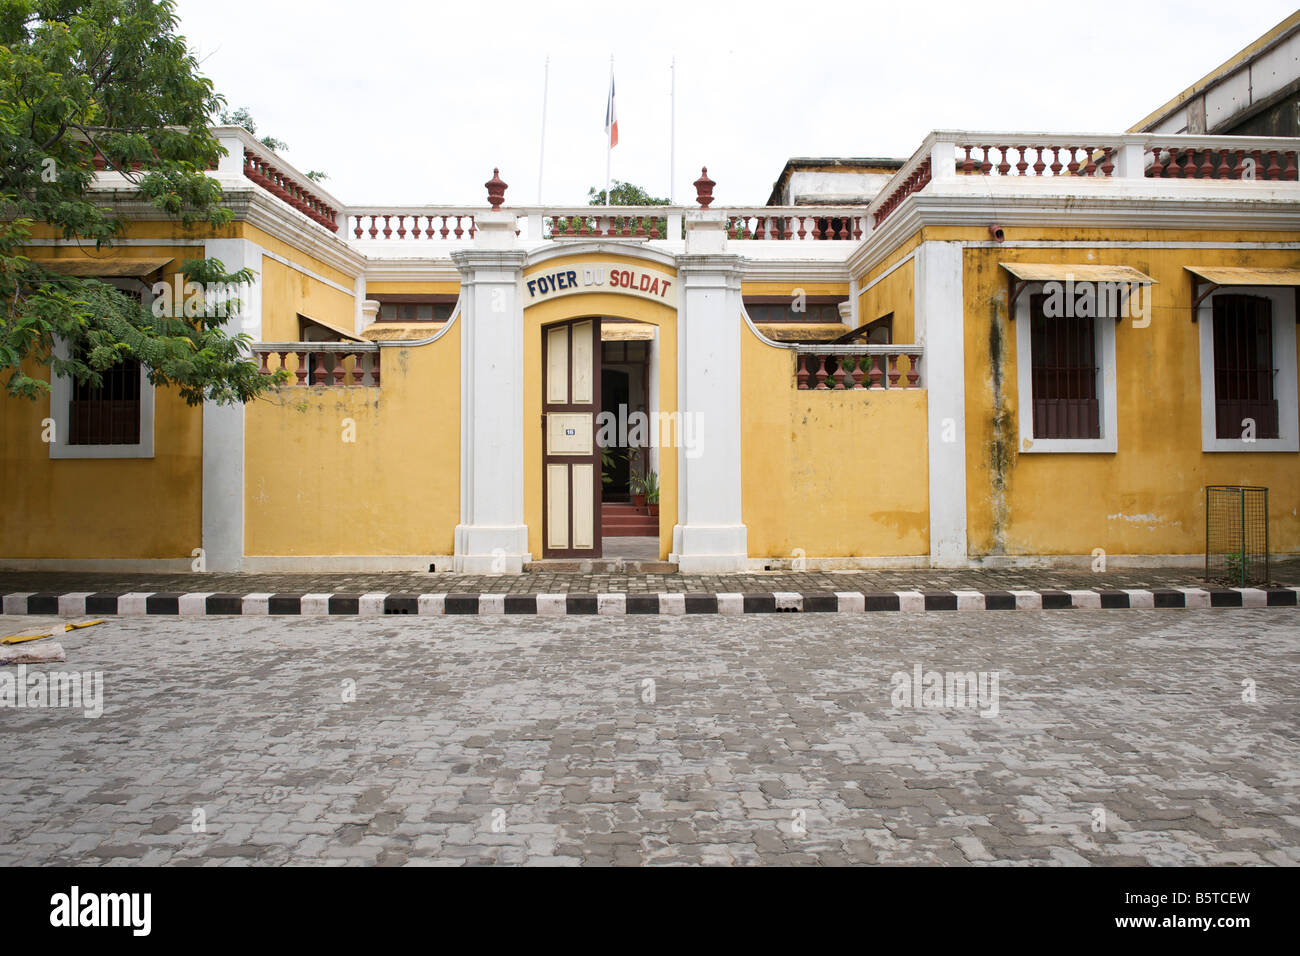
[553,180,670,237]
[0,0,286,404]
[587,180,668,207]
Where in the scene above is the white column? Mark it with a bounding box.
[201,238,264,572]
[670,248,748,572]
[916,240,967,567]
[451,216,529,573]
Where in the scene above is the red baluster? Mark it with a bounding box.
[1099,147,1114,177]
[1049,146,1063,176]
[961,146,974,174]
[997,147,1011,175]
[1032,146,1046,176]
[1266,150,1281,180]
[294,352,308,385]
[906,354,921,388]
[868,355,883,389]
[814,355,829,389]
[1215,150,1230,179]
[979,146,992,174]
[1231,150,1245,179]
[353,215,363,239]
[837,217,849,240]
[796,353,809,390]
[371,351,381,387]
[1198,149,1214,178]
[351,352,365,385]
[425,215,435,239]
[811,218,823,240]
[887,354,901,388]
[832,357,846,390]
[850,356,864,389]
[454,215,465,239]
[1066,147,1080,175]
[331,357,345,385]
[381,215,392,239]
[1149,147,1165,178]
[368,216,378,239]
[440,215,450,239]
[796,216,807,240]
[1082,149,1098,176]
[468,216,476,238]
[257,351,269,375]
[1015,146,1028,176]
[852,216,863,239]
[396,215,407,239]
[1285,150,1298,181]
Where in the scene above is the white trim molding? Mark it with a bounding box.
[1015,283,1119,454]
[1196,285,1299,453]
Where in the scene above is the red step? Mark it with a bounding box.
[602,503,658,537]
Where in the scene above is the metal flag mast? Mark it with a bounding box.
[605,56,614,208]
[537,55,549,204]
[670,55,676,204]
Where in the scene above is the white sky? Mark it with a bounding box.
[173,0,1298,208]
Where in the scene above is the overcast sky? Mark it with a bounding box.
[173,0,1298,208]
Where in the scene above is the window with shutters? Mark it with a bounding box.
[1015,285,1118,453]
[1211,294,1278,440]
[1029,293,1100,440]
[48,280,156,459]
[1198,286,1298,452]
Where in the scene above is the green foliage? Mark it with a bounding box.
[0,0,287,404]
[587,181,668,207]
[642,470,659,505]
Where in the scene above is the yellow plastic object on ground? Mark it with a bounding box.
[64,620,104,631]
[1,632,53,645]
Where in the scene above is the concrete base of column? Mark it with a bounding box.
[453,524,531,574]
[670,524,748,573]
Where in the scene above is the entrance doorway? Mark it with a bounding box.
[542,318,602,558]
[599,334,657,553]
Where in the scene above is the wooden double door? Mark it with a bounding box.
[543,318,602,557]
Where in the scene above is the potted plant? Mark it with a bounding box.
[643,471,660,517]
[629,471,647,511]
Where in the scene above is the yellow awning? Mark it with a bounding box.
[298,313,364,343]
[1001,263,1156,284]
[28,256,173,277]
[1185,266,1300,287]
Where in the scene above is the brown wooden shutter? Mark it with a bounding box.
[1029,293,1100,440]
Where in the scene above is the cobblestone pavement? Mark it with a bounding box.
[3,557,1297,598]
[1,610,1297,866]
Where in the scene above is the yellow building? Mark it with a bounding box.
[3,44,1299,574]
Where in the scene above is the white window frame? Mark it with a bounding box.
[1197,286,1298,453]
[1015,283,1118,454]
[49,278,156,460]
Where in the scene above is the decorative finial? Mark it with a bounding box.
[693,166,715,208]
[485,168,508,210]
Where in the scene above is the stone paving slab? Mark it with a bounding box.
[4,585,1299,616]
[1,558,1297,599]
[0,610,1296,866]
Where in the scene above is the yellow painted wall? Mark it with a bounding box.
[259,257,355,341]
[964,238,1300,556]
[2,234,208,560]
[366,281,461,296]
[741,322,930,556]
[857,258,915,343]
[0,361,202,559]
[243,325,460,556]
[523,254,678,560]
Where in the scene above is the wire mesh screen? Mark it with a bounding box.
[1205,486,1269,586]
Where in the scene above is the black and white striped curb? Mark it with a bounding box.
[3,587,1298,616]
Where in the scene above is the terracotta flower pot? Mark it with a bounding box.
[648,503,659,517]
[632,493,647,511]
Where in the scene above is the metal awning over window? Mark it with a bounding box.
[1001,263,1156,316]
[27,256,173,277]
[1186,266,1300,321]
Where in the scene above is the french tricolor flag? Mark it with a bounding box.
[605,73,619,148]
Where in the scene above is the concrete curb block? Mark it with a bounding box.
[3,587,1298,616]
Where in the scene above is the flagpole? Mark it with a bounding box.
[669,55,676,204]
[537,55,549,203]
[605,56,613,208]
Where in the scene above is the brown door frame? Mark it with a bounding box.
[542,317,602,558]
